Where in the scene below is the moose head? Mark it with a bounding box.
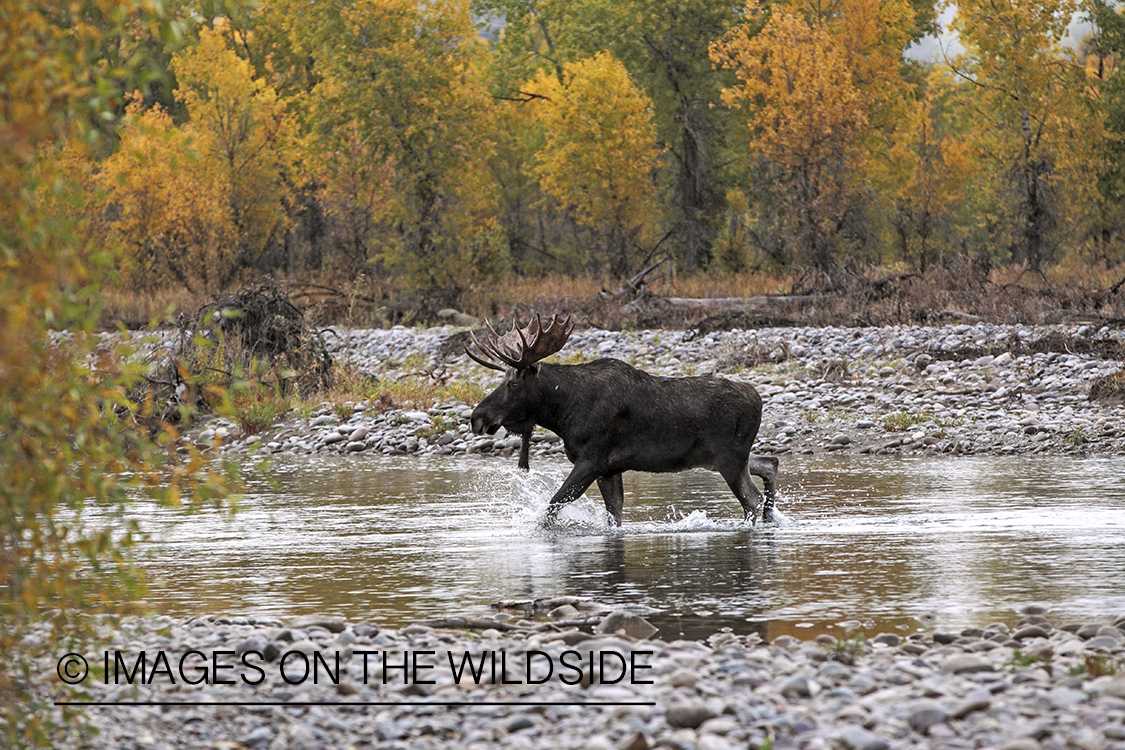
[466,314,574,438]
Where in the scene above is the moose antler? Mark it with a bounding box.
[464,314,574,370]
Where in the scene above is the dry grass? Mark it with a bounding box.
[98,258,1125,333]
[100,286,204,328]
[320,362,487,414]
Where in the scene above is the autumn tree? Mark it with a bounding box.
[1082,0,1125,263]
[526,52,662,276]
[950,0,1102,271]
[97,98,236,290]
[173,24,304,280]
[877,76,977,272]
[476,0,745,269]
[712,0,870,276]
[285,0,506,305]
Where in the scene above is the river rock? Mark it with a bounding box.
[595,611,658,640]
[1012,625,1051,640]
[1102,676,1125,698]
[665,702,717,729]
[942,653,994,674]
[908,700,948,733]
[286,614,346,633]
[1085,635,1123,651]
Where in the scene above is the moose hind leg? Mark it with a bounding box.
[596,473,624,527]
[719,462,763,524]
[746,455,779,522]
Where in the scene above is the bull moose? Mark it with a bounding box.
[465,314,778,526]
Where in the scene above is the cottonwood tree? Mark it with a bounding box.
[477,0,743,270]
[949,0,1103,271]
[290,0,507,305]
[711,0,869,277]
[526,52,663,276]
[97,98,237,290]
[880,79,977,272]
[173,24,304,282]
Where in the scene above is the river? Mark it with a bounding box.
[136,454,1125,641]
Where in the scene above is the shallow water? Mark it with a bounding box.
[135,454,1125,640]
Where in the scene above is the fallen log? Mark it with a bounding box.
[410,617,526,632]
[624,294,822,314]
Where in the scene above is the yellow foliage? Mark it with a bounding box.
[295,0,507,300]
[93,25,305,291]
[174,26,305,278]
[950,0,1106,268]
[879,81,979,270]
[712,0,869,270]
[526,51,662,275]
[3,2,240,745]
[98,97,236,290]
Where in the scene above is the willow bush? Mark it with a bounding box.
[1,1,238,745]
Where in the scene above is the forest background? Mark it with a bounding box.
[22,0,1125,324]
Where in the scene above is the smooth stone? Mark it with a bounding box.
[549,604,580,620]
[667,668,699,688]
[287,615,346,633]
[665,702,717,729]
[241,727,274,748]
[1077,623,1103,639]
[951,694,991,719]
[235,636,267,657]
[349,426,368,441]
[1101,676,1125,698]
[620,732,650,750]
[996,741,1040,750]
[1085,635,1123,651]
[505,715,535,733]
[908,700,948,733]
[780,674,815,699]
[839,726,889,750]
[595,611,658,640]
[943,654,994,674]
[871,633,900,647]
[697,735,735,750]
[1097,625,1125,642]
[1048,686,1087,708]
[1012,625,1051,640]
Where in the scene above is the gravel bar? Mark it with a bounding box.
[187,322,1125,460]
[37,608,1125,749]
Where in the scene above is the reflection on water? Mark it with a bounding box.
[135,454,1125,640]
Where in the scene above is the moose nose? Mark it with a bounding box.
[470,413,487,435]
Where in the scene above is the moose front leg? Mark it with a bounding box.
[518,429,532,471]
[596,473,624,527]
[543,462,602,525]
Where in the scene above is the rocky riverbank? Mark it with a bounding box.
[188,322,1125,461]
[41,607,1125,749]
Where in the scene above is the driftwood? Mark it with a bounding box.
[491,595,606,613]
[410,618,526,632]
[624,294,821,314]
